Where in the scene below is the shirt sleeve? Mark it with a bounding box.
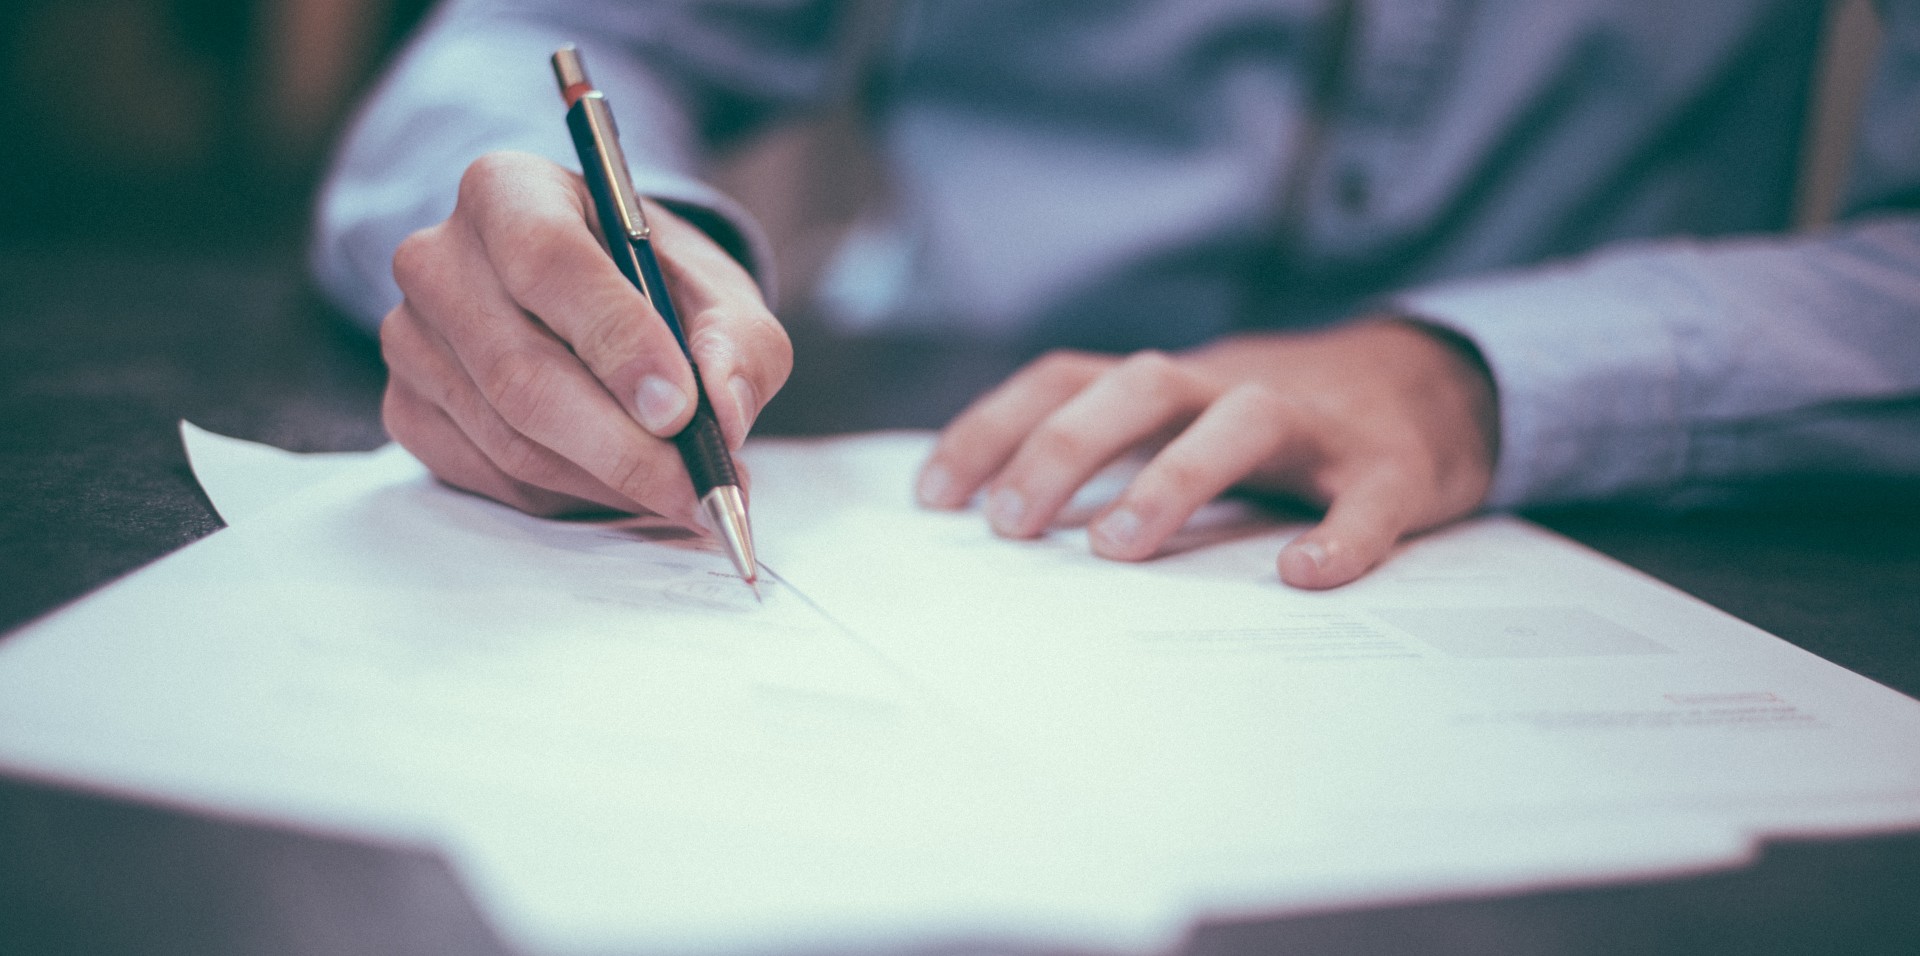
[309,0,848,330]
[1393,4,1920,510]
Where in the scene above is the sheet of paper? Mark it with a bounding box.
[2,429,1917,956]
[180,420,399,524]
[749,436,1920,915]
[7,432,1191,955]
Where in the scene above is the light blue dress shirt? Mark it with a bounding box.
[312,0,1920,510]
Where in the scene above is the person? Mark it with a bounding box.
[312,0,1920,589]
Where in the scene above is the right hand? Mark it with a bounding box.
[380,151,790,525]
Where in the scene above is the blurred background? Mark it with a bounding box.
[0,0,879,301]
[0,0,434,254]
[0,0,1884,294]
[0,0,432,638]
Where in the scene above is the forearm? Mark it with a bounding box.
[1398,216,1920,509]
[309,1,775,330]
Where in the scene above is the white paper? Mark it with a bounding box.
[2,428,1917,956]
[180,420,400,524]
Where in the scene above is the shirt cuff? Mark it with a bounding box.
[308,20,776,330]
[1392,252,1698,509]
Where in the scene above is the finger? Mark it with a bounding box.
[458,152,700,438]
[397,223,702,523]
[456,323,698,523]
[1276,467,1421,589]
[916,350,1111,510]
[982,351,1205,539]
[1089,383,1297,560]
[384,377,597,518]
[383,304,649,515]
[649,201,792,450]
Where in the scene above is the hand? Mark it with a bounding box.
[914,317,1500,588]
[380,151,790,524]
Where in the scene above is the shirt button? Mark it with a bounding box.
[1336,165,1371,214]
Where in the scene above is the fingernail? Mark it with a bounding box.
[635,375,689,435]
[1280,540,1330,584]
[1092,507,1142,552]
[727,375,758,447]
[1295,540,1329,569]
[986,487,1026,534]
[917,464,955,508]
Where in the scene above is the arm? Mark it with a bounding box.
[922,3,1920,587]
[922,211,1920,591]
[1398,217,1920,510]
[309,0,846,523]
[1401,0,1920,508]
[314,0,858,326]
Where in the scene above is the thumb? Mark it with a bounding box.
[1277,469,1417,589]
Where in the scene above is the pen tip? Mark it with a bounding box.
[701,485,758,589]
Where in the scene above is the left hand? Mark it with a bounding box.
[914,316,1501,588]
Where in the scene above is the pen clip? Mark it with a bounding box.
[552,46,651,242]
[577,95,652,242]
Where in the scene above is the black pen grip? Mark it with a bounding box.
[567,100,742,498]
[674,402,737,497]
[629,236,742,496]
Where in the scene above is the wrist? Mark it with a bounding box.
[1372,312,1502,497]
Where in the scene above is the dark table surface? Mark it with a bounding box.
[2,250,1918,956]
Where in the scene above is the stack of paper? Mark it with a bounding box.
[0,424,1915,955]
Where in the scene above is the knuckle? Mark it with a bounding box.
[377,307,408,358]
[690,309,793,381]
[974,404,1039,446]
[569,306,644,367]
[457,151,527,205]
[1114,350,1186,402]
[489,432,555,487]
[1027,420,1093,465]
[605,446,670,500]
[687,318,741,367]
[498,218,580,303]
[378,308,437,378]
[380,385,419,445]
[1030,348,1099,382]
[1149,456,1213,498]
[1228,382,1292,421]
[416,361,470,417]
[480,349,561,426]
[390,228,444,293]
[1119,348,1176,378]
[738,311,794,377]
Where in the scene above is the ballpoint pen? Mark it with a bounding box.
[551,44,758,586]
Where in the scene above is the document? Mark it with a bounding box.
[2,427,1917,955]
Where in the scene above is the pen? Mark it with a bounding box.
[551,45,758,586]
